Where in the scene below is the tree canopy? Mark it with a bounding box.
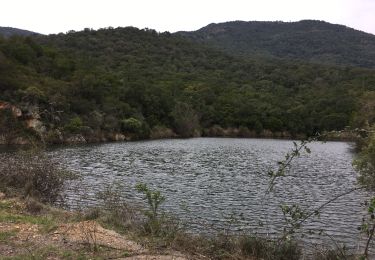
[0,26,374,141]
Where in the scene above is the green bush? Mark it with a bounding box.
[171,102,200,138]
[63,116,83,134]
[121,117,142,133]
[354,131,375,190]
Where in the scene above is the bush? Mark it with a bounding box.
[150,125,176,139]
[25,197,45,214]
[120,117,142,133]
[95,185,140,232]
[171,102,200,138]
[63,116,83,134]
[0,108,26,143]
[121,117,150,139]
[239,236,300,260]
[0,150,75,204]
[354,131,375,190]
[240,236,268,258]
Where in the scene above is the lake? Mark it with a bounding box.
[48,138,368,251]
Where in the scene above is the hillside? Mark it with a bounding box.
[1,27,375,144]
[0,27,39,38]
[177,20,375,68]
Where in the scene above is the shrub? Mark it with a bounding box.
[239,236,301,260]
[0,108,26,143]
[25,197,45,214]
[95,185,140,232]
[0,150,75,204]
[136,183,166,236]
[171,102,200,138]
[354,132,375,189]
[120,117,142,133]
[150,125,176,139]
[63,116,83,134]
[314,247,355,260]
[240,235,268,258]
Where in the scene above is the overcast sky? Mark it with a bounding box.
[1,0,375,35]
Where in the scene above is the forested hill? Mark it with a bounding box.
[177,20,375,68]
[1,26,375,144]
[0,27,40,38]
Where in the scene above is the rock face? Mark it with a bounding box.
[12,107,22,117]
[0,101,22,117]
[66,134,87,144]
[45,130,64,144]
[110,133,126,141]
[150,126,177,139]
[0,101,48,144]
[23,105,46,135]
[104,133,131,142]
[26,119,46,134]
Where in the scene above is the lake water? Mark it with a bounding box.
[48,138,369,251]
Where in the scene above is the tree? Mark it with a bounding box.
[171,102,200,138]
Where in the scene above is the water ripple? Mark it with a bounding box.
[49,138,370,251]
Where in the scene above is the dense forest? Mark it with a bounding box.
[177,20,375,68]
[1,24,375,144]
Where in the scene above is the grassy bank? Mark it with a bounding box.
[2,195,352,260]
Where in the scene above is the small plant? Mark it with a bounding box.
[136,183,166,236]
[136,183,165,221]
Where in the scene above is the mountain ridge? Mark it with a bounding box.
[0,26,40,38]
[1,25,375,144]
[176,20,375,68]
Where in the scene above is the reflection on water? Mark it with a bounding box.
[48,138,368,251]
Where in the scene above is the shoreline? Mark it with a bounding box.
[0,128,359,147]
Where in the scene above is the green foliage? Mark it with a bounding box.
[136,183,165,221]
[178,20,375,68]
[136,183,169,236]
[0,26,375,140]
[355,131,375,190]
[171,102,200,137]
[268,140,312,192]
[120,117,142,133]
[64,116,83,134]
[280,204,307,236]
